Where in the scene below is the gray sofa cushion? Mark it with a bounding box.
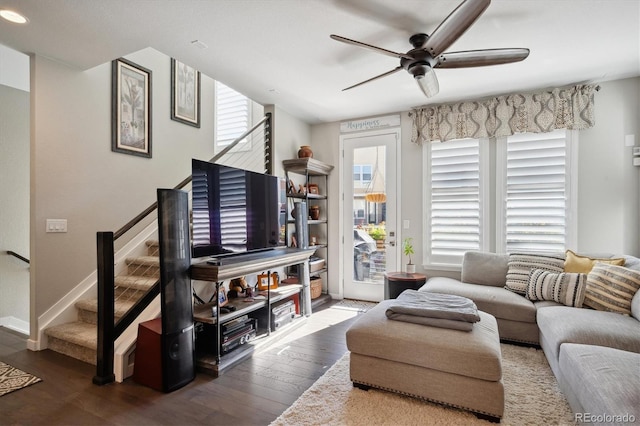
[559,343,640,422]
[537,305,640,364]
[461,251,509,287]
[423,277,537,323]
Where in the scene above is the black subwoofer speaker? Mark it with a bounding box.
[157,188,195,392]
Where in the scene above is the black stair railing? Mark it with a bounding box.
[93,113,272,385]
[6,250,30,264]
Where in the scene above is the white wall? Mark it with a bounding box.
[311,77,640,290]
[265,104,311,177]
[0,43,29,91]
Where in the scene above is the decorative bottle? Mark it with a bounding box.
[298,145,313,158]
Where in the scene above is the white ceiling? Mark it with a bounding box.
[0,0,638,124]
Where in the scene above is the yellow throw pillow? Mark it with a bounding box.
[564,250,625,273]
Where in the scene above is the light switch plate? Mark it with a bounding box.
[46,219,67,233]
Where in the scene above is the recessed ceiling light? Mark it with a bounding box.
[191,40,208,49]
[0,9,29,24]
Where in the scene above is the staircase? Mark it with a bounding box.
[44,240,160,365]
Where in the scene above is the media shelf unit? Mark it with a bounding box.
[283,158,334,298]
[190,247,316,376]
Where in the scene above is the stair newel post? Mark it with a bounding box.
[93,231,116,385]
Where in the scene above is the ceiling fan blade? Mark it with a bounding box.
[435,48,530,68]
[330,34,413,60]
[423,0,491,56]
[342,66,404,91]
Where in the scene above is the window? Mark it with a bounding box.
[423,129,576,267]
[497,129,576,253]
[215,81,251,148]
[424,138,488,266]
[353,164,372,187]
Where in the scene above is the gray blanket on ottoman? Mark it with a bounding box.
[385,290,480,331]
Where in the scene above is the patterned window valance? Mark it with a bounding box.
[409,84,600,145]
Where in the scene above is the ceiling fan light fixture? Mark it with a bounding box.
[413,65,439,98]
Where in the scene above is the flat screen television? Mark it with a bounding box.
[191,159,285,258]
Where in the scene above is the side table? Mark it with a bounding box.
[384,272,427,299]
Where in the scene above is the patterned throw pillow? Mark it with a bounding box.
[564,249,625,273]
[584,263,640,315]
[505,253,565,295]
[525,269,587,307]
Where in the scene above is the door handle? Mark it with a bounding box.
[388,240,395,247]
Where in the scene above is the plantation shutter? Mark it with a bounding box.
[501,130,570,253]
[219,167,248,252]
[215,81,250,147]
[427,138,485,265]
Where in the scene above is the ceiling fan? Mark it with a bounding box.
[330,0,530,98]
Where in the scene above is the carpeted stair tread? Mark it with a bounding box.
[76,297,138,317]
[145,240,159,256]
[115,275,158,291]
[125,256,160,266]
[45,321,97,350]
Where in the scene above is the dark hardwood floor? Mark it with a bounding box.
[0,301,364,425]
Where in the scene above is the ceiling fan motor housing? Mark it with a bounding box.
[401,34,438,76]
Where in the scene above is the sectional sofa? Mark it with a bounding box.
[421,251,640,423]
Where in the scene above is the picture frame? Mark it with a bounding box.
[112,58,152,158]
[218,284,229,307]
[287,179,296,195]
[308,184,320,195]
[257,272,279,291]
[170,58,200,128]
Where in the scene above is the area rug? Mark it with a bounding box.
[0,361,42,397]
[332,299,377,313]
[271,344,574,426]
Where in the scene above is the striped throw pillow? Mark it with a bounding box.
[584,263,640,315]
[505,253,566,295]
[525,269,587,307]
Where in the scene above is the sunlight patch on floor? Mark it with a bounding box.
[270,302,368,347]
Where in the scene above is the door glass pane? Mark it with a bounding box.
[353,146,387,284]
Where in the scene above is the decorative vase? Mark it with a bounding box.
[309,205,320,220]
[406,264,416,274]
[298,145,313,158]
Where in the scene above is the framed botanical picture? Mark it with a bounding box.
[171,58,200,127]
[111,58,152,158]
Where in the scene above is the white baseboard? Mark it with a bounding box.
[0,316,29,335]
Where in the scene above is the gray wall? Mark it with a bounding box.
[0,84,30,330]
[311,77,640,294]
[29,48,268,338]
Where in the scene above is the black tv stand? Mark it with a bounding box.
[190,247,316,376]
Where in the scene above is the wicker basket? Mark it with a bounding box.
[310,277,322,299]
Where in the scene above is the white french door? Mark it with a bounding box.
[341,129,399,302]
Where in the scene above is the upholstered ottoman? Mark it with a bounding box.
[346,299,504,422]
